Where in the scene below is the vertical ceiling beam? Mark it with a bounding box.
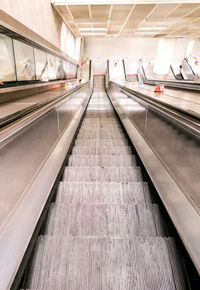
[66,5,81,37]
[165,3,181,18]
[165,6,200,36]
[88,5,92,19]
[106,4,113,38]
[52,4,77,37]
[117,4,136,38]
[131,4,158,38]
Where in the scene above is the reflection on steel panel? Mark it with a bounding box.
[107,82,200,275]
[109,83,200,211]
[0,84,90,230]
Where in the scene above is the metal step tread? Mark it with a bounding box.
[71,146,132,155]
[63,166,142,182]
[75,138,128,146]
[55,182,152,205]
[24,83,189,290]
[68,155,136,167]
[45,203,165,237]
[77,133,125,139]
[27,236,188,290]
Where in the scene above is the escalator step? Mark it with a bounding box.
[71,146,132,155]
[55,182,151,205]
[45,203,164,237]
[75,138,128,146]
[77,133,125,139]
[24,79,189,290]
[28,236,188,290]
[81,124,122,129]
[68,155,136,167]
[63,166,142,182]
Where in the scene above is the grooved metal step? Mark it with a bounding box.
[68,155,136,167]
[71,146,132,155]
[75,138,128,146]
[25,77,188,290]
[63,166,142,182]
[28,236,187,290]
[55,182,152,205]
[45,203,164,237]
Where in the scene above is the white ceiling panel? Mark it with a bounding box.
[51,1,200,38]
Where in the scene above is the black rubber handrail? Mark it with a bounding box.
[183,58,196,77]
[170,64,183,80]
[107,60,110,82]
[122,59,127,81]
[89,60,92,80]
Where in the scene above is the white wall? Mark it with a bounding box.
[84,38,159,73]
[171,38,189,61]
[192,41,200,56]
[84,37,194,73]
[154,38,176,75]
[0,0,80,61]
[85,38,159,61]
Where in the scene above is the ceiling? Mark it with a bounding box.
[51,1,200,38]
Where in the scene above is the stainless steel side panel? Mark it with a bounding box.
[107,83,200,275]
[0,83,92,289]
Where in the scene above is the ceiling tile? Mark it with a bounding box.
[68,5,90,19]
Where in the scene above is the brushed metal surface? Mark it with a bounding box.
[109,83,200,213]
[115,80,200,120]
[26,76,188,290]
[107,83,200,275]
[0,82,86,127]
[0,83,92,289]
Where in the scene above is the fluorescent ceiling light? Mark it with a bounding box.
[138,27,166,30]
[79,28,106,31]
[82,32,106,35]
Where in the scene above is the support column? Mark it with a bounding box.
[153,38,176,75]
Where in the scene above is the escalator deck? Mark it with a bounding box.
[25,77,189,289]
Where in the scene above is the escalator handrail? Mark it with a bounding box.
[89,60,92,80]
[107,60,110,82]
[183,57,196,77]
[170,64,183,80]
[122,59,127,81]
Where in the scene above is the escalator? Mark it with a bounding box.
[22,76,189,289]
[138,59,200,91]
[181,58,196,81]
[170,63,184,80]
[122,59,138,82]
[126,74,138,82]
